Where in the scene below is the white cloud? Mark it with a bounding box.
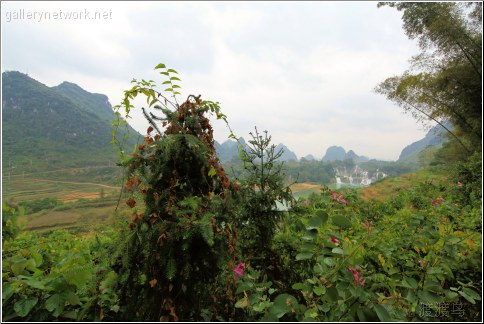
[2,1,429,161]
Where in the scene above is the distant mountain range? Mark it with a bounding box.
[321,146,370,163]
[397,122,450,163]
[214,138,298,163]
[2,71,140,172]
[2,71,449,174]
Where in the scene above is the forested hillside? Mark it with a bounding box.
[2,71,140,173]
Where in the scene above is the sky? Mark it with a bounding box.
[1,1,431,161]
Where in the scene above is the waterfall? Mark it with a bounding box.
[360,171,371,186]
[336,177,342,184]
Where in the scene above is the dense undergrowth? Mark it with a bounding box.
[2,160,481,321]
[2,62,481,322]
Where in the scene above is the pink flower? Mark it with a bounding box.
[339,199,348,204]
[330,236,339,244]
[331,193,344,201]
[362,221,370,227]
[348,266,365,286]
[233,262,245,282]
[418,260,426,266]
[432,197,444,206]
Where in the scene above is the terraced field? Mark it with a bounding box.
[2,169,129,233]
[2,176,120,203]
[3,167,354,233]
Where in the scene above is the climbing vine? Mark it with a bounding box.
[109,63,238,321]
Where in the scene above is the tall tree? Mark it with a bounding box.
[375,2,482,152]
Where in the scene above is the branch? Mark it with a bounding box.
[402,100,471,153]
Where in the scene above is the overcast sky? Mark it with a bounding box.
[2,1,431,161]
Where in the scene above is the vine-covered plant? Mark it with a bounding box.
[109,63,237,321]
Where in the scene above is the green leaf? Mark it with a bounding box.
[30,250,43,267]
[270,294,297,318]
[154,63,166,69]
[199,215,214,246]
[292,283,305,290]
[261,311,279,322]
[331,247,344,255]
[400,277,418,290]
[458,290,476,304]
[14,298,38,317]
[445,290,459,300]
[167,69,178,74]
[302,229,317,241]
[235,297,248,308]
[307,211,328,230]
[313,285,326,296]
[332,215,352,228]
[140,222,149,232]
[418,290,443,304]
[374,304,392,322]
[165,259,176,280]
[65,291,81,306]
[320,303,331,312]
[170,76,181,81]
[405,290,417,302]
[208,167,217,177]
[304,307,318,319]
[296,252,313,261]
[323,257,336,267]
[63,265,91,289]
[164,88,173,92]
[25,279,46,290]
[357,308,379,322]
[61,310,79,320]
[11,257,28,276]
[172,85,181,89]
[46,277,70,292]
[326,287,339,301]
[252,301,270,312]
[45,293,65,317]
[2,282,19,302]
[325,231,343,241]
[462,287,481,301]
[427,267,444,275]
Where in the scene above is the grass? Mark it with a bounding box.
[358,166,449,201]
[290,183,322,198]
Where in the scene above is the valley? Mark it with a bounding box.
[2,2,482,322]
